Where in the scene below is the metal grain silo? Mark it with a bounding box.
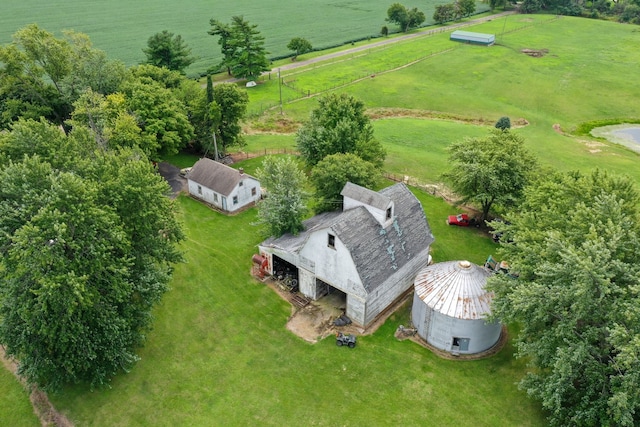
[411,260,501,354]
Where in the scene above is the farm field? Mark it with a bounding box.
[246,15,640,185]
[0,0,487,76]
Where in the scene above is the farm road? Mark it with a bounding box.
[272,11,515,74]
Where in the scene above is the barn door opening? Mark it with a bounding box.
[272,255,299,292]
[316,278,346,310]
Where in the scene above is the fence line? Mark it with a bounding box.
[229,148,299,161]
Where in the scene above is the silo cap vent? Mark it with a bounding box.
[459,260,471,269]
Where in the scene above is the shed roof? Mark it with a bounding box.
[414,260,493,320]
[262,182,434,293]
[450,30,495,43]
[188,158,257,196]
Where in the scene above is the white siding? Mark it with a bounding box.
[299,229,365,299]
[188,177,261,212]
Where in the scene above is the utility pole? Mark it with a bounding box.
[278,68,283,115]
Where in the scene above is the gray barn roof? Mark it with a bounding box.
[188,158,256,196]
[414,260,493,320]
[262,183,434,294]
[341,182,391,210]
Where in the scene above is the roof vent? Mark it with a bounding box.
[459,260,471,269]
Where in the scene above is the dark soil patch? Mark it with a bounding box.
[521,48,549,58]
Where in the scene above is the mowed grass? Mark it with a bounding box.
[0,366,39,427]
[249,15,640,184]
[51,195,544,426]
[0,0,488,77]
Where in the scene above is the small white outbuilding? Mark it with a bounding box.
[411,260,501,355]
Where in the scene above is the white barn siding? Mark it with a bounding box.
[363,252,426,325]
[299,230,365,299]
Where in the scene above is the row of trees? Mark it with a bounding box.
[0,24,249,157]
[0,119,184,391]
[433,0,477,24]
[520,0,640,22]
[0,24,254,390]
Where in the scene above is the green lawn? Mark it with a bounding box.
[51,195,544,426]
[0,366,39,427]
[1,0,488,77]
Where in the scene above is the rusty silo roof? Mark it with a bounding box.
[413,260,493,320]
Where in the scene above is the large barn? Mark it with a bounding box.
[411,260,501,355]
[187,158,261,213]
[258,182,434,327]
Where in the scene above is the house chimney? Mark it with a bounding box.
[239,167,244,175]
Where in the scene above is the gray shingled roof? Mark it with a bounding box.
[341,182,391,210]
[188,158,256,196]
[262,183,434,294]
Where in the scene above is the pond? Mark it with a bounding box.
[590,124,640,153]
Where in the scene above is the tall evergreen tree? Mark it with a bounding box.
[143,30,194,74]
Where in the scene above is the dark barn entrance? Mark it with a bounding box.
[272,255,299,292]
[316,278,346,311]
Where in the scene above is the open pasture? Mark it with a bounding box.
[0,0,485,76]
[248,15,640,184]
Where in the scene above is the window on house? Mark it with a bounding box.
[197,185,202,195]
[386,206,392,220]
[214,193,218,203]
[251,187,256,196]
[233,196,238,205]
[328,233,335,249]
[239,180,243,187]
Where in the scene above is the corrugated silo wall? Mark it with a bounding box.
[427,311,502,354]
[363,253,428,326]
[411,293,428,338]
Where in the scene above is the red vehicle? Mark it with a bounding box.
[447,213,475,227]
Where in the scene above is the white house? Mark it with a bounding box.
[187,158,261,213]
[258,182,434,327]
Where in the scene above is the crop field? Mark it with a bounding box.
[0,0,487,76]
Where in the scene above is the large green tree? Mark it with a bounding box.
[208,20,235,75]
[0,120,183,391]
[296,93,385,168]
[287,37,313,61]
[119,76,194,159]
[433,3,457,24]
[386,3,426,32]
[455,0,477,17]
[311,153,379,212]
[488,170,640,426]
[256,156,308,237]
[227,16,271,80]
[0,24,125,129]
[443,129,537,221]
[210,82,248,153]
[143,30,194,74]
